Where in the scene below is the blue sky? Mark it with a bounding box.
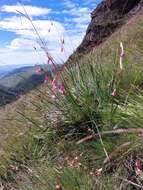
[0,0,101,66]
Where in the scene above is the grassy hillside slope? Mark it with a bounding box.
[1,6,143,190]
[0,65,53,106]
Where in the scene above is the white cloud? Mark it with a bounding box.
[72,15,90,24]
[62,6,91,43]
[0,14,83,66]
[0,32,83,66]
[62,6,91,34]
[62,7,91,17]
[8,38,38,50]
[62,0,77,9]
[70,7,91,16]
[1,4,51,17]
[82,0,101,7]
[0,41,76,66]
[0,16,65,39]
[0,47,46,66]
[0,3,91,66]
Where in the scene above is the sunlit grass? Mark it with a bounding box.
[1,6,143,190]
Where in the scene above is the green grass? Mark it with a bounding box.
[1,8,143,190]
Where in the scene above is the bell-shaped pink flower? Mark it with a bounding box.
[51,95,56,99]
[35,67,42,74]
[52,79,58,89]
[111,89,117,97]
[58,84,65,94]
[135,159,142,175]
[119,42,125,70]
[44,75,49,83]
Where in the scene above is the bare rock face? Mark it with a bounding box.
[77,0,143,53]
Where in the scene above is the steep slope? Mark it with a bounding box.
[77,0,143,53]
[2,1,143,189]
[15,6,143,189]
[8,9,143,188]
[0,85,16,106]
[0,65,26,79]
[0,65,48,90]
[0,65,52,106]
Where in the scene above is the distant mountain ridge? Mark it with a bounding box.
[0,65,23,79]
[0,84,16,106]
[2,65,36,78]
[0,64,53,106]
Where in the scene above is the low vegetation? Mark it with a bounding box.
[1,5,143,190]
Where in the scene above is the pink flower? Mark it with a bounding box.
[111,89,117,97]
[119,42,124,70]
[95,168,103,176]
[90,168,103,177]
[51,95,56,99]
[120,42,124,57]
[135,159,142,174]
[35,67,42,74]
[52,79,58,89]
[58,84,65,94]
[55,184,62,190]
[51,79,65,94]
[44,75,49,83]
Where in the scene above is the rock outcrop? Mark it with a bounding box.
[77,0,143,53]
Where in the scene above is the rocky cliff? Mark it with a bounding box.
[77,0,143,53]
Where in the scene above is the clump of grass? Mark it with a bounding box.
[2,5,143,190]
[15,143,143,190]
[17,161,93,190]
